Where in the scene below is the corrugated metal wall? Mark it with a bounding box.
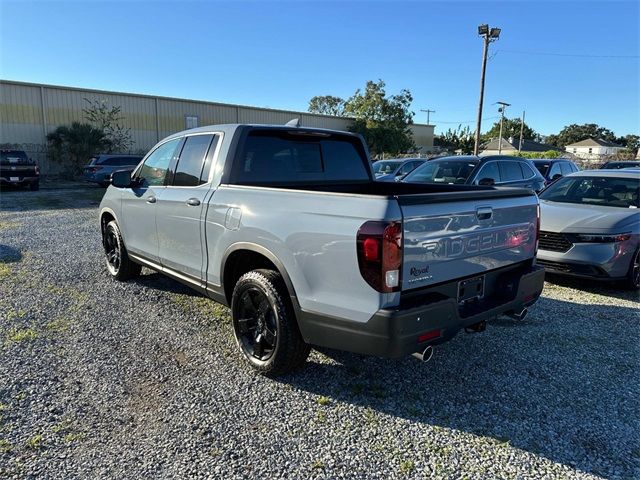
[1,80,434,174]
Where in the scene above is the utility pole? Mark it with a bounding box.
[474,24,501,155]
[496,101,510,154]
[518,110,526,153]
[420,109,436,126]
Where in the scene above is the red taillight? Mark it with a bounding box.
[363,238,379,261]
[357,221,402,292]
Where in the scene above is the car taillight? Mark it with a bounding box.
[35,165,40,175]
[357,221,402,292]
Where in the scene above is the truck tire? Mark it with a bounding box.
[231,269,310,376]
[103,220,142,281]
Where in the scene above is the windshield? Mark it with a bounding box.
[373,161,402,175]
[403,159,477,184]
[533,162,549,176]
[539,176,640,208]
[0,150,29,165]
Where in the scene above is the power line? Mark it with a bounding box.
[498,49,639,59]
[437,116,500,125]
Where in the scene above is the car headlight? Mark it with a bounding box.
[570,233,632,243]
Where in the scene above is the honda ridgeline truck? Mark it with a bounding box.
[99,124,545,375]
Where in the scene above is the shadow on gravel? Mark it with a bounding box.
[0,244,22,263]
[0,187,104,212]
[130,271,202,297]
[282,298,639,479]
[545,273,639,302]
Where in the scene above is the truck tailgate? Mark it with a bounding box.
[398,189,538,291]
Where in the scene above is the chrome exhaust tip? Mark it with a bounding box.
[412,345,434,363]
[510,308,528,320]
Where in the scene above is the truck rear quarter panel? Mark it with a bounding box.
[205,185,401,322]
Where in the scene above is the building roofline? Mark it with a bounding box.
[0,78,435,129]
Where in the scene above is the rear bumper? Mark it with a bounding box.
[299,263,545,357]
[0,175,39,186]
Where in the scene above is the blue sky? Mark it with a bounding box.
[1,0,638,136]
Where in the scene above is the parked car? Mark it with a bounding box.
[83,154,144,186]
[99,124,544,375]
[372,158,426,182]
[0,149,39,190]
[531,159,580,184]
[402,155,546,192]
[537,170,640,288]
[600,161,640,169]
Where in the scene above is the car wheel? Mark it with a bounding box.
[627,248,640,290]
[29,182,39,191]
[231,269,310,376]
[103,220,142,281]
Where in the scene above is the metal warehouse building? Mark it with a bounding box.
[0,80,435,174]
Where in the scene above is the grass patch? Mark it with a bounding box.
[316,411,327,423]
[63,432,86,443]
[25,434,43,449]
[311,459,325,470]
[0,402,7,412]
[399,459,415,475]
[6,327,38,343]
[5,309,27,321]
[46,318,70,333]
[316,396,330,406]
[363,407,377,425]
[0,264,10,279]
[0,439,12,453]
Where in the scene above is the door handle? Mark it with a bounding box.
[146,196,156,204]
[186,198,201,206]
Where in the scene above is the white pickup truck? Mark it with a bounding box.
[99,124,545,375]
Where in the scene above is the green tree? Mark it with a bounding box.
[47,122,109,174]
[546,123,617,148]
[83,98,133,152]
[481,117,536,143]
[308,95,346,116]
[435,125,475,154]
[343,80,415,155]
[617,134,640,153]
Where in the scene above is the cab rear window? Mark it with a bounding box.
[232,130,370,184]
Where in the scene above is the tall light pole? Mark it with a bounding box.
[496,101,510,154]
[473,24,501,155]
[420,108,436,125]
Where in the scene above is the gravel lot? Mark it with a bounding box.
[1,187,638,479]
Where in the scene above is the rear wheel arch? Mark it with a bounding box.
[221,243,299,311]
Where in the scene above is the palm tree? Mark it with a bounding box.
[47,122,110,175]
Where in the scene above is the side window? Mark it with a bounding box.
[137,138,181,187]
[399,162,414,175]
[500,161,524,182]
[475,162,500,184]
[549,162,562,178]
[172,134,214,187]
[199,135,220,184]
[520,162,536,179]
[560,163,573,175]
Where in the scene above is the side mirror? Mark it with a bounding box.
[111,169,135,188]
[478,177,495,186]
[551,173,563,180]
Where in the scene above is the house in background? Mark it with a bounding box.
[480,137,562,156]
[565,138,625,160]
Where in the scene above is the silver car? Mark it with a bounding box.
[537,170,640,288]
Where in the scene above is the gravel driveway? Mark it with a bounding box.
[1,187,639,479]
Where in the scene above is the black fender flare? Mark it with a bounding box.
[220,242,302,316]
